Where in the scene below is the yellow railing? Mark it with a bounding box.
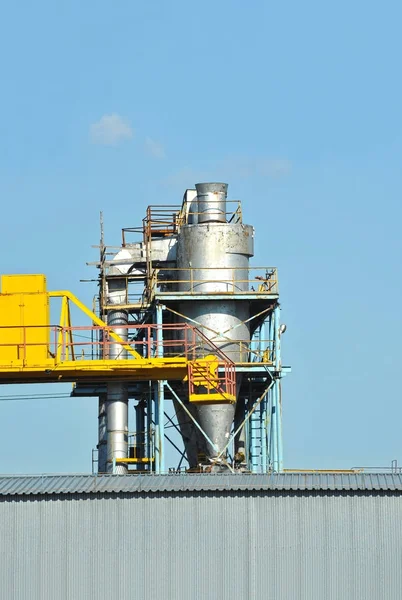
[179,199,243,225]
[121,200,244,245]
[149,267,279,297]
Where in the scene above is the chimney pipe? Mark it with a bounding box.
[195,182,228,223]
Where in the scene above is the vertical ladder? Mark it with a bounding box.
[249,401,262,473]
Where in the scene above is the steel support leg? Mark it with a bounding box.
[271,382,279,472]
[147,382,153,472]
[97,393,107,473]
[260,393,267,473]
[154,382,160,473]
[277,381,283,472]
[135,400,146,472]
[155,304,165,473]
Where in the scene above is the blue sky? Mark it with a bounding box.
[0,1,401,473]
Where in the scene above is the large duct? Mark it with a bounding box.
[175,183,254,466]
[106,279,129,474]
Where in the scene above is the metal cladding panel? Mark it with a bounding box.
[0,492,402,600]
[1,274,47,293]
[0,294,50,364]
[1,472,402,495]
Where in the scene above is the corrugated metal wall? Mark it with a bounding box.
[1,492,401,600]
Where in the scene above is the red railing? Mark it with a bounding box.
[0,322,237,402]
[0,322,235,364]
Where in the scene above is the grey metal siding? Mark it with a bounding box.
[1,472,402,495]
[0,492,401,600]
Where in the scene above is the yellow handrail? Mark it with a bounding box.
[49,290,142,359]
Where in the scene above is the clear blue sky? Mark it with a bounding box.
[0,1,401,473]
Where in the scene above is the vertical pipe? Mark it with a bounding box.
[267,311,272,363]
[157,381,165,473]
[260,394,267,473]
[274,304,281,371]
[257,323,262,362]
[277,381,284,472]
[268,387,273,470]
[97,394,107,473]
[259,320,268,473]
[107,381,128,474]
[273,304,283,471]
[147,382,153,471]
[106,282,129,474]
[156,304,165,473]
[244,402,250,468]
[270,306,279,472]
[271,382,278,472]
[135,401,145,472]
[153,382,160,473]
[260,321,268,473]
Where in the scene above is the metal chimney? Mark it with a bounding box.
[195,182,228,223]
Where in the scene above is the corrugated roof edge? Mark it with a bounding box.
[1,472,402,496]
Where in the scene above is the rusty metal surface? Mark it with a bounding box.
[1,472,402,496]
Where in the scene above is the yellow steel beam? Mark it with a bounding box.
[189,392,236,404]
[56,295,68,363]
[0,356,190,384]
[0,283,234,401]
[66,299,75,361]
[49,290,142,359]
[115,458,154,463]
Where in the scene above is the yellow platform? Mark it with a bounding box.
[0,275,236,402]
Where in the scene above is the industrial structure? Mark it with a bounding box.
[0,182,290,474]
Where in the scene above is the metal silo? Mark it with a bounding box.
[175,183,254,466]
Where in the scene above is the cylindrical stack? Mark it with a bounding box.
[196,182,227,223]
[106,280,129,474]
[175,183,254,466]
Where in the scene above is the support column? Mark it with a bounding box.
[274,304,281,372]
[260,319,268,473]
[260,393,267,474]
[273,304,283,472]
[135,400,146,472]
[271,382,279,472]
[97,394,107,473]
[277,381,283,472]
[147,382,153,472]
[155,304,165,474]
[153,382,160,473]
